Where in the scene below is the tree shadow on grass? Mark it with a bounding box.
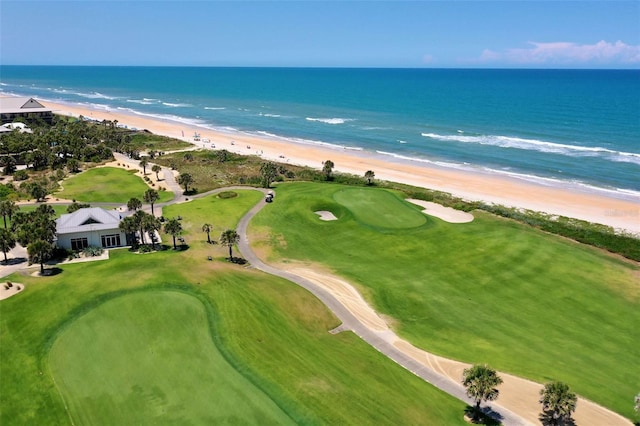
[226,257,247,265]
[39,267,63,277]
[464,406,502,425]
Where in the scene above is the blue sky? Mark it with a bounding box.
[1,1,639,68]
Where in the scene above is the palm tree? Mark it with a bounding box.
[143,189,160,216]
[132,210,148,245]
[260,162,278,188]
[202,223,213,244]
[127,197,142,211]
[539,381,577,426]
[462,364,503,421]
[364,170,375,185]
[142,213,161,248]
[0,200,19,228]
[27,239,53,275]
[119,216,139,248]
[219,229,240,260]
[152,164,162,181]
[164,218,182,250]
[177,173,194,193]
[322,160,334,181]
[139,157,149,175]
[0,228,17,263]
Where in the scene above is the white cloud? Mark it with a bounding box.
[477,40,640,66]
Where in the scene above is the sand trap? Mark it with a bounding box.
[407,199,474,223]
[0,282,24,300]
[315,211,338,221]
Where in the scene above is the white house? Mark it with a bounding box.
[0,97,53,124]
[56,207,127,250]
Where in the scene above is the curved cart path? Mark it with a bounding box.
[236,190,632,426]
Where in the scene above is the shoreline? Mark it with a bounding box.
[32,99,640,234]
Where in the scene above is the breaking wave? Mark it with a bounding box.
[421,132,640,165]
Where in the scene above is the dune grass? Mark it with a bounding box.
[249,182,640,420]
[54,167,173,203]
[0,190,467,425]
[49,291,294,425]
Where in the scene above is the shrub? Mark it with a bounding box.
[13,170,28,181]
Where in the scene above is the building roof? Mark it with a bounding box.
[0,97,51,114]
[56,207,123,235]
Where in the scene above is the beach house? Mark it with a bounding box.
[55,207,127,250]
[0,97,53,125]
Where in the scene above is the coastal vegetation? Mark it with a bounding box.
[249,182,639,419]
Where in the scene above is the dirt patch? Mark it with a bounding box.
[315,211,338,221]
[406,199,474,223]
[0,282,24,300]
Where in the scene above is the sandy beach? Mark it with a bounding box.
[45,100,640,234]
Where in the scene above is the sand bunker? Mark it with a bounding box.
[0,282,24,301]
[315,211,338,221]
[407,199,474,223]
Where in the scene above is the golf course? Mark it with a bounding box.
[1,164,638,424]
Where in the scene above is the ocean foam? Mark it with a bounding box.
[421,132,639,163]
[306,117,354,125]
[204,106,226,110]
[162,102,192,108]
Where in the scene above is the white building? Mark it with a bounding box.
[0,97,53,124]
[56,207,127,250]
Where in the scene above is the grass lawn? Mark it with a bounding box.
[249,182,640,420]
[49,291,294,425]
[54,167,173,203]
[0,189,467,425]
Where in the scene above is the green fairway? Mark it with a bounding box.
[250,182,640,420]
[54,167,173,203]
[333,187,426,229]
[1,189,467,425]
[49,291,294,425]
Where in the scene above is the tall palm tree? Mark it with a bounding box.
[322,160,334,181]
[143,189,160,216]
[202,223,213,244]
[152,164,162,181]
[0,228,17,263]
[539,381,577,426]
[219,229,240,260]
[462,364,503,421]
[0,200,19,228]
[119,216,139,248]
[139,156,149,175]
[164,218,182,250]
[177,173,194,193]
[364,170,375,185]
[27,239,53,275]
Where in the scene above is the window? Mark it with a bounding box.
[70,237,89,251]
[101,234,121,248]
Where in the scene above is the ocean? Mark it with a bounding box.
[1,66,639,199]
